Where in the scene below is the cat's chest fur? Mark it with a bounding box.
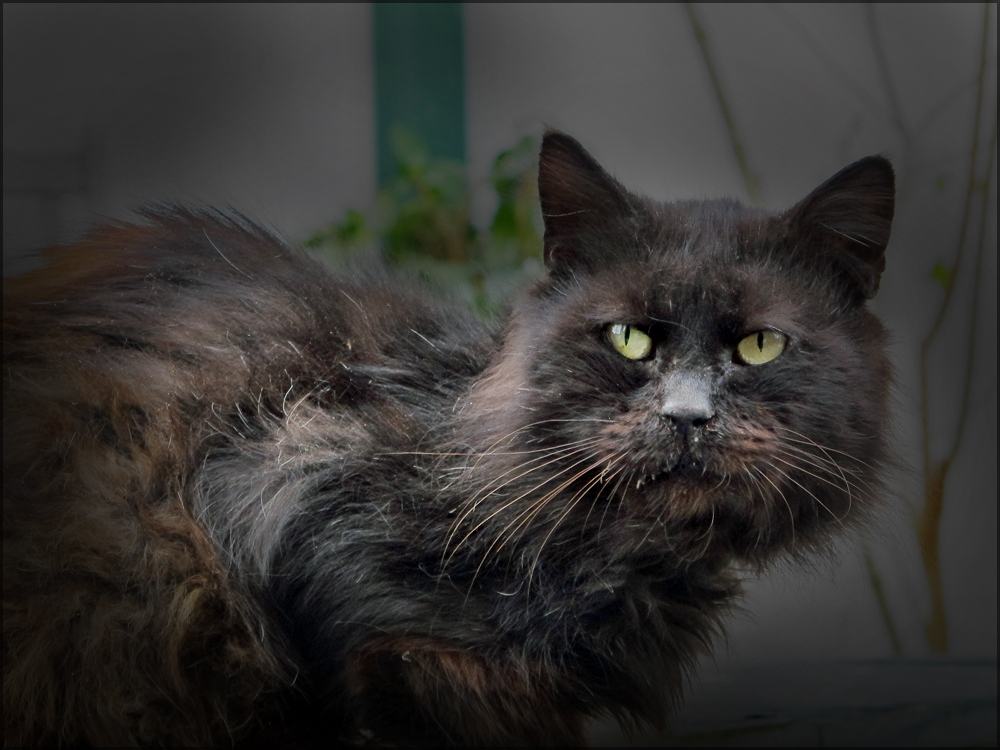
[3,131,894,746]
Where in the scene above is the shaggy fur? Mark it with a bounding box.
[3,132,894,746]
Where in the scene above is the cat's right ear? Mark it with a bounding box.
[784,156,895,301]
[538,131,637,276]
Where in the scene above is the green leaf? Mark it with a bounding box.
[491,203,518,242]
[310,132,544,316]
[931,262,953,290]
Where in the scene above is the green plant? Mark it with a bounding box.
[306,128,543,316]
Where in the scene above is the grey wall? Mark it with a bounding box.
[4,0,996,718]
[3,4,374,269]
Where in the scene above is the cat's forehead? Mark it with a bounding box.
[569,218,807,332]
[651,198,773,256]
[562,256,802,338]
[538,196,816,332]
[644,201,803,315]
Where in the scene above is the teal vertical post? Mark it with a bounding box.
[372,3,466,187]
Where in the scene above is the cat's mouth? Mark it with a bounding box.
[636,454,716,487]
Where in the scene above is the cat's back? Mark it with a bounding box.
[4,207,480,404]
[4,208,486,471]
[4,208,468,509]
[2,209,488,746]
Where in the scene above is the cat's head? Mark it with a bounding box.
[463,131,893,564]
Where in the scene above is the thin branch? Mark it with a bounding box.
[919,1,991,475]
[915,1,992,654]
[684,3,763,205]
[913,72,986,141]
[767,4,891,122]
[865,6,914,158]
[863,545,903,655]
[947,102,997,470]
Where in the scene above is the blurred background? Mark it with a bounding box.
[4,3,995,743]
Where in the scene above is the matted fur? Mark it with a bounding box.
[3,132,894,746]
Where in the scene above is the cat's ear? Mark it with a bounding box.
[538,131,637,275]
[784,156,895,300]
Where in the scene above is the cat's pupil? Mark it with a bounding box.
[624,326,631,345]
[757,331,764,350]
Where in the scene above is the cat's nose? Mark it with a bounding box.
[661,372,715,427]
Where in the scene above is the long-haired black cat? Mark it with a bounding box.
[3,131,894,746]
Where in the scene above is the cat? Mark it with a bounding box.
[3,131,894,747]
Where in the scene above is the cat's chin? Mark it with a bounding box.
[632,464,730,517]
[631,458,744,519]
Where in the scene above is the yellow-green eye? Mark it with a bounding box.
[737,330,787,365]
[607,323,653,360]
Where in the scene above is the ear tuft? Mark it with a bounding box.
[538,131,637,275]
[785,156,895,300]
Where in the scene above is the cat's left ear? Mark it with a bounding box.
[784,156,895,300]
[538,131,639,277]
